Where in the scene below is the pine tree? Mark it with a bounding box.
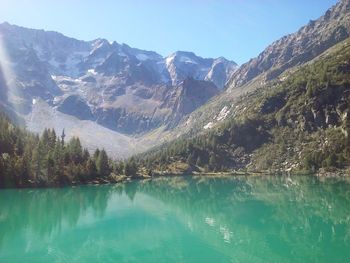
[114,161,124,175]
[68,137,83,164]
[61,129,66,147]
[32,142,44,181]
[41,128,50,145]
[93,149,100,161]
[83,149,90,162]
[86,159,97,179]
[96,149,109,177]
[124,159,138,177]
[209,153,217,171]
[53,140,64,180]
[1,153,15,187]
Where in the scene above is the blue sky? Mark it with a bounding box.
[0,0,338,64]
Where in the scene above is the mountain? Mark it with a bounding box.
[228,0,350,90]
[166,0,350,139]
[0,22,237,156]
[165,51,236,88]
[135,0,350,174]
[1,0,348,162]
[137,37,350,175]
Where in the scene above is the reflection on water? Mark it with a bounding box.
[0,176,350,262]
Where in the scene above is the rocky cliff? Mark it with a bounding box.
[227,0,350,90]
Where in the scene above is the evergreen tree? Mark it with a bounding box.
[93,149,100,161]
[32,142,44,181]
[0,113,117,187]
[86,159,97,179]
[61,129,66,147]
[96,149,109,177]
[83,149,90,161]
[125,159,138,177]
[68,137,83,164]
[209,153,217,171]
[114,161,124,175]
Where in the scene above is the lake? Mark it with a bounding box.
[0,176,350,262]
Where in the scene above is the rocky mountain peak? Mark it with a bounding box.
[165,51,237,88]
[227,0,350,91]
[0,22,236,140]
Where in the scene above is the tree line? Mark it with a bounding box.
[0,114,138,188]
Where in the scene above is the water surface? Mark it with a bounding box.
[1,176,350,262]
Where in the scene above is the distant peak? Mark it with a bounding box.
[0,21,16,29]
[0,21,10,26]
[173,51,196,56]
[214,57,234,64]
[93,38,110,46]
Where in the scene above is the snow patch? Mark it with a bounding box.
[179,55,198,64]
[166,53,198,65]
[87,69,97,75]
[53,97,60,104]
[92,40,109,52]
[204,122,214,130]
[216,106,230,121]
[165,55,175,67]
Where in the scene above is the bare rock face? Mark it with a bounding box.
[227,0,350,90]
[163,78,220,128]
[56,95,94,120]
[165,51,237,89]
[0,22,237,135]
[171,78,219,117]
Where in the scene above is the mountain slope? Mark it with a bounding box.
[228,0,350,90]
[0,23,237,129]
[165,0,350,141]
[0,22,237,156]
[136,37,350,174]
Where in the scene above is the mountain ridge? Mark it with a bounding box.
[227,0,350,90]
[131,0,350,174]
[164,0,350,141]
[1,0,349,160]
[135,37,350,175]
[0,21,237,155]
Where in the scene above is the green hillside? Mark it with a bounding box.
[135,38,350,175]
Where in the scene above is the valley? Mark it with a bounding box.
[1,1,350,262]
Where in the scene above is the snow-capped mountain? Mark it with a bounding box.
[0,22,237,156]
[165,51,236,88]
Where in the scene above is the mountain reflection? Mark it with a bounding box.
[136,176,350,262]
[0,176,350,262]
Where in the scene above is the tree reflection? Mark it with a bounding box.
[137,176,350,263]
[0,185,113,248]
[0,176,350,262]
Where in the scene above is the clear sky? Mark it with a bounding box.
[0,0,338,64]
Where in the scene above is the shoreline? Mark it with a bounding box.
[3,169,349,190]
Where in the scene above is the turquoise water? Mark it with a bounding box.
[1,176,350,262]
